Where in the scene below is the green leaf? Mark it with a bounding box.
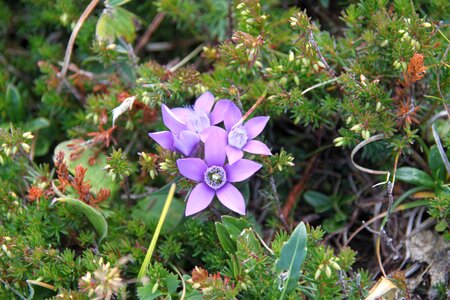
[303,191,333,213]
[5,84,24,123]
[275,222,308,299]
[435,219,448,232]
[236,228,262,258]
[215,222,237,257]
[166,273,180,294]
[96,7,138,43]
[106,0,132,7]
[132,182,184,231]
[25,117,52,157]
[51,197,108,242]
[396,167,435,188]
[54,140,119,196]
[137,284,163,300]
[221,216,250,240]
[428,146,446,181]
[24,117,50,132]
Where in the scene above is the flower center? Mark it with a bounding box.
[188,110,210,133]
[204,166,227,190]
[228,126,248,149]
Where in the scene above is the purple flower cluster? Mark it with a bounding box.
[149,92,271,216]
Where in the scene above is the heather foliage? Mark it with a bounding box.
[0,0,449,299]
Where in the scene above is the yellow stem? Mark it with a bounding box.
[137,183,176,281]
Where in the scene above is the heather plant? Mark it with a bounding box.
[0,0,449,299]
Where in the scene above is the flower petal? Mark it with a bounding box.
[243,116,270,139]
[242,140,272,155]
[148,131,174,150]
[162,104,185,134]
[185,183,215,216]
[174,130,200,156]
[194,91,215,114]
[171,107,193,123]
[225,145,244,165]
[199,126,218,143]
[210,100,237,125]
[177,158,207,182]
[205,127,227,167]
[224,159,262,182]
[223,102,243,131]
[216,183,246,215]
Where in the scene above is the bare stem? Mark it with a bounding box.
[135,13,166,54]
[58,0,100,90]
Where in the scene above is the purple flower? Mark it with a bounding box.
[148,104,200,156]
[148,92,232,156]
[222,102,272,165]
[176,127,262,216]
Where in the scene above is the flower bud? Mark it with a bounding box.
[381,40,389,47]
[23,132,34,139]
[350,124,361,131]
[331,261,341,270]
[317,61,325,68]
[422,22,432,28]
[376,102,381,111]
[288,50,294,62]
[325,265,332,277]
[315,269,321,280]
[302,57,310,66]
[21,143,30,153]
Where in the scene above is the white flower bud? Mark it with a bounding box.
[325,265,332,278]
[315,269,321,280]
[288,50,294,62]
[21,143,30,153]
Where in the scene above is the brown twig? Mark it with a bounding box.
[58,0,100,90]
[282,154,318,221]
[135,13,166,54]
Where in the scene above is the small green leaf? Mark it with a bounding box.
[5,84,24,123]
[236,228,262,258]
[137,284,163,300]
[166,274,180,294]
[275,222,308,299]
[303,191,333,213]
[215,222,237,257]
[221,216,250,240]
[106,0,132,7]
[25,117,50,132]
[96,7,138,43]
[435,219,448,232]
[396,167,435,188]
[132,182,184,231]
[51,197,108,242]
[428,146,446,181]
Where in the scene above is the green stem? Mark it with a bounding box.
[169,44,203,73]
[301,77,339,95]
[138,183,176,281]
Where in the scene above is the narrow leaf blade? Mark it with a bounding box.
[275,222,308,298]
